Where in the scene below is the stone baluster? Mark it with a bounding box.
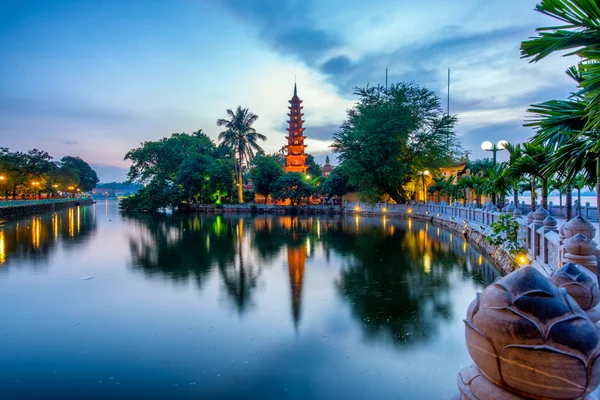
[533,208,549,260]
[563,234,598,274]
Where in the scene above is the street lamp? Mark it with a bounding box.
[481,140,507,166]
[481,140,507,205]
[417,170,430,202]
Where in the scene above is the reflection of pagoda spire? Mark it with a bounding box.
[287,244,307,330]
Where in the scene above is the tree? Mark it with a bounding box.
[522,0,600,226]
[250,155,285,204]
[331,83,459,203]
[271,172,312,206]
[320,166,355,203]
[467,158,494,175]
[504,143,553,209]
[210,159,235,204]
[217,107,266,203]
[176,154,215,204]
[60,156,99,192]
[305,154,322,178]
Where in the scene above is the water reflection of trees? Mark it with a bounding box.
[126,213,500,336]
[0,204,96,270]
[324,216,500,347]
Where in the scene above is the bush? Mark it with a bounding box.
[486,213,526,255]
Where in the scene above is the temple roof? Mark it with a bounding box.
[294,83,297,97]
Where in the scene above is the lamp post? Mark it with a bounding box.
[417,170,430,202]
[481,140,507,205]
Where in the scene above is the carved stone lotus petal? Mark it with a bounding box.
[551,263,600,311]
[464,266,600,399]
[564,234,596,256]
[564,215,597,240]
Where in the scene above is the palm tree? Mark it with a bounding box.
[549,176,567,215]
[502,143,523,208]
[217,107,266,203]
[504,143,553,210]
[522,0,600,224]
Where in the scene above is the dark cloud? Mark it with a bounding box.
[210,0,340,64]
[60,140,79,145]
[320,55,352,75]
[306,123,340,141]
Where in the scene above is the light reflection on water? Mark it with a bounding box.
[0,200,500,399]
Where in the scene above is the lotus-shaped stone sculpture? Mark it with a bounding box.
[464,266,600,399]
[551,263,600,322]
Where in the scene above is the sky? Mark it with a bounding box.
[0,0,577,182]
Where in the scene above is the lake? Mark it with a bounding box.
[0,200,500,399]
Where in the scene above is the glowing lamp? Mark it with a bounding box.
[481,141,493,151]
[408,209,413,214]
[354,206,360,212]
[497,140,508,150]
[382,207,387,213]
[516,253,530,267]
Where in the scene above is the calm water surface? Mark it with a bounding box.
[0,200,500,399]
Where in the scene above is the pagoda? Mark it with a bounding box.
[285,83,307,174]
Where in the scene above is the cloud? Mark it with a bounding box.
[209,0,340,65]
[60,140,79,145]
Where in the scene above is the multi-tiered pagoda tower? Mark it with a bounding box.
[285,83,307,174]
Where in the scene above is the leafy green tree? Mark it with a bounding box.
[271,172,312,206]
[320,166,355,203]
[60,156,99,192]
[125,131,216,184]
[305,154,322,178]
[467,158,494,175]
[250,155,285,204]
[176,154,215,204]
[120,179,180,213]
[210,159,235,204]
[331,83,459,203]
[217,107,266,203]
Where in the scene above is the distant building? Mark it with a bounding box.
[323,155,333,178]
[285,83,308,174]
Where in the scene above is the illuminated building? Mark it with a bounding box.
[285,83,307,174]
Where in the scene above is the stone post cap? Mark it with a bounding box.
[534,207,549,221]
[527,211,535,223]
[551,262,600,311]
[563,215,596,240]
[513,208,522,217]
[543,215,558,230]
[506,203,516,213]
[563,233,597,256]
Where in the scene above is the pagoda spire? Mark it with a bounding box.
[285,81,307,174]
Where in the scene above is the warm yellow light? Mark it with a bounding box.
[408,209,413,214]
[382,207,387,213]
[424,170,430,175]
[423,253,431,274]
[354,206,360,212]
[516,253,529,266]
[68,186,74,190]
[52,184,58,188]
[0,175,5,181]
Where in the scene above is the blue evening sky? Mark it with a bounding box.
[0,0,575,181]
